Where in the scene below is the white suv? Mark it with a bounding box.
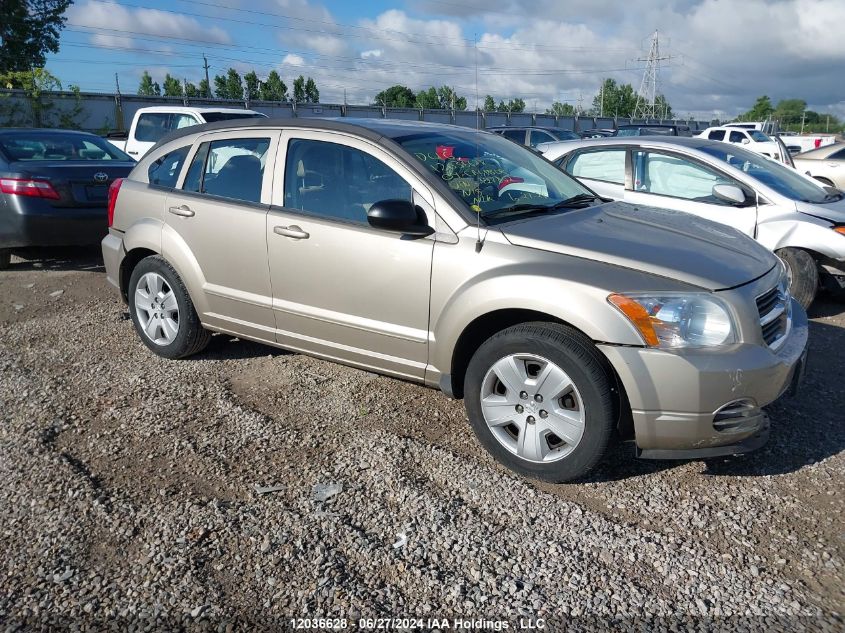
[699,126,782,161]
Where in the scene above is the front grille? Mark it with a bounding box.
[756,284,788,348]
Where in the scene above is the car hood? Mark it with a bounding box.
[500,201,777,290]
[796,196,845,223]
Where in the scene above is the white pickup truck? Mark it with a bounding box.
[106,106,267,159]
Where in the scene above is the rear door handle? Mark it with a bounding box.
[168,205,195,217]
[273,225,309,239]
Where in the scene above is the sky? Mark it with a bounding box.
[45,0,845,120]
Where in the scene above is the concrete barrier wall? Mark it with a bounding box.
[0,90,717,133]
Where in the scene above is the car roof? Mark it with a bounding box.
[156,116,499,147]
[135,106,263,115]
[537,135,732,155]
[0,128,103,138]
[617,123,687,128]
[794,141,845,159]
[486,125,573,132]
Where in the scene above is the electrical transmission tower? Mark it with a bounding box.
[633,30,672,120]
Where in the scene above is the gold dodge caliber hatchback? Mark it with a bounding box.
[102,119,809,482]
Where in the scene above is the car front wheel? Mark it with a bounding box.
[464,322,615,482]
[777,247,818,310]
[128,255,210,359]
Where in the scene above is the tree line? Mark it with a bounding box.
[738,95,843,133]
[137,68,320,103]
[372,79,673,118]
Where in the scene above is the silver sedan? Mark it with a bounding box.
[538,136,845,308]
[793,142,845,190]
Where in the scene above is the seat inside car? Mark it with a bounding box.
[204,154,263,203]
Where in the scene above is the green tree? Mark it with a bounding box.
[739,95,774,121]
[137,71,160,96]
[437,86,466,110]
[774,98,807,126]
[304,76,319,103]
[0,0,73,73]
[292,75,306,103]
[198,78,210,98]
[483,95,496,112]
[374,85,416,108]
[162,74,182,97]
[225,68,243,100]
[259,70,287,101]
[243,70,260,100]
[415,87,440,109]
[547,101,576,116]
[496,98,525,113]
[185,82,199,98]
[591,78,638,117]
[0,68,82,128]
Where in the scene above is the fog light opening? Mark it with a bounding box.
[713,399,760,432]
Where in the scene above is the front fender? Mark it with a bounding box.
[757,215,845,261]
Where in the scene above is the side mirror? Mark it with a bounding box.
[712,183,748,206]
[367,199,434,237]
[741,138,750,144]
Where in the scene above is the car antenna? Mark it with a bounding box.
[474,33,484,253]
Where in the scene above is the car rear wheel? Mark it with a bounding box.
[777,247,818,310]
[128,256,210,359]
[0,249,10,270]
[464,322,615,482]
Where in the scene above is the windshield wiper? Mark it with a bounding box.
[483,193,605,219]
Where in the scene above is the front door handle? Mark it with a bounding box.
[128,151,139,155]
[273,225,309,239]
[168,205,195,217]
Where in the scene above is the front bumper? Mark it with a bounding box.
[599,298,808,457]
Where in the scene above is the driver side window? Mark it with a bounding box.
[283,139,412,224]
[632,150,734,203]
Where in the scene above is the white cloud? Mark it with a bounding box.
[281,54,305,67]
[361,49,382,59]
[67,0,231,48]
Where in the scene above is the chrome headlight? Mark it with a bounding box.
[609,293,737,348]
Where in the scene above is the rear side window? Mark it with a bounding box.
[283,139,412,224]
[830,148,845,160]
[195,138,270,204]
[708,130,726,141]
[566,149,626,184]
[729,131,745,143]
[148,145,191,188]
[135,113,199,143]
[529,130,557,147]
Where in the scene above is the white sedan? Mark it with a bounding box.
[539,136,845,308]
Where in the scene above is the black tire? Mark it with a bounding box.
[777,247,818,310]
[464,322,616,483]
[128,255,210,359]
[0,249,10,270]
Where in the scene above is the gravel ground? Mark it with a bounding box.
[0,247,843,631]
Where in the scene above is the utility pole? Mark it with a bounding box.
[800,110,806,134]
[114,73,124,132]
[600,81,604,118]
[203,54,211,98]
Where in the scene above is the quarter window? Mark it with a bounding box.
[729,131,745,143]
[632,150,734,203]
[148,145,191,188]
[196,138,270,204]
[708,130,726,141]
[829,148,845,160]
[566,149,626,184]
[529,130,556,147]
[283,139,412,224]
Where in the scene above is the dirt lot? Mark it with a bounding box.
[0,247,843,630]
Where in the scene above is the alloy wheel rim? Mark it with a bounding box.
[480,353,586,463]
[134,272,180,346]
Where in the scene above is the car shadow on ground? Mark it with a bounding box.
[583,300,845,483]
[190,333,291,361]
[7,246,105,273]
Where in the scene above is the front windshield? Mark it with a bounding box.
[749,130,772,142]
[699,142,834,203]
[394,129,592,220]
